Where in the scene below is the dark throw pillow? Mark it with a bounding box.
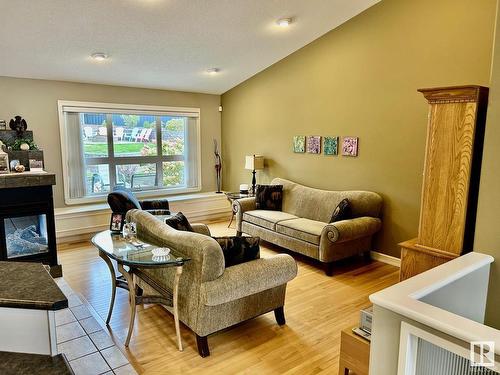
[330,198,351,223]
[164,212,194,232]
[255,185,283,211]
[213,236,260,268]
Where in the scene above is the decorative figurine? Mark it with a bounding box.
[9,115,28,137]
[214,139,222,193]
[14,164,25,173]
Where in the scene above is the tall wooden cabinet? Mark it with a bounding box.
[400,86,488,280]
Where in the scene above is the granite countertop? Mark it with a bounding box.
[0,352,74,375]
[0,172,56,189]
[0,262,67,310]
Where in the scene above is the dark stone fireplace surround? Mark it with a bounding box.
[0,173,61,277]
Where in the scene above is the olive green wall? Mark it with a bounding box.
[221,0,496,257]
[0,76,221,208]
[475,4,500,329]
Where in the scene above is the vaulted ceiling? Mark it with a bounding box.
[0,0,379,94]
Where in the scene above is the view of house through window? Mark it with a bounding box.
[59,102,200,204]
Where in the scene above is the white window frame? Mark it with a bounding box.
[58,100,202,205]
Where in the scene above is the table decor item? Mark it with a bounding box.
[110,213,125,233]
[152,247,171,257]
[9,116,28,137]
[239,184,249,194]
[0,144,9,174]
[0,120,6,130]
[245,154,264,194]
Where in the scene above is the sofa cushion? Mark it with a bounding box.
[330,198,351,223]
[276,218,328,245]
[255,184,283,211]
[243,210,298,231]
[163,212,194,232]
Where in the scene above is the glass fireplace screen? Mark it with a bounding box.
[5,215,49,258]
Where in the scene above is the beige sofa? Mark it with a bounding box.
[126,209,298,357]
[233,178,382,275]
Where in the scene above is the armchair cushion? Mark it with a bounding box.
[163,212,194,232]
[200,254,297,306]
[213,236,260,267]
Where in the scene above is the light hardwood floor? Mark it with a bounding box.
[58,221,399,374]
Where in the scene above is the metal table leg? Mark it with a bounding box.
[99,250,117,325]
[118,263,136,347]
[173,265,183,351]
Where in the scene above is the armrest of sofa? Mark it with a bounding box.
[232,197,256,232]
[191,223,211,236]
[321,216,381,244]
[200,254,297,306]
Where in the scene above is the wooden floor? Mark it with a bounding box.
[58,221,399,375]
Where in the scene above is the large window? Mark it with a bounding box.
[58,101,201,204]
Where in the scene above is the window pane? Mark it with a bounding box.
[161,116,185,156]
[81,113,108,158]
[85,164,110,194]
[113,114,157,157]
[116,163,157,190]
[163,161,185,187]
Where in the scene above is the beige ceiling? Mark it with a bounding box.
[0,0,379,94]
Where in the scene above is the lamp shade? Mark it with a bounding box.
[245,155,264,170]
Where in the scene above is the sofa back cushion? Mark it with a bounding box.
[271,178,382,223]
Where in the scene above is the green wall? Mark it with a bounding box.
[475,4,500,329]
[221,0,496,257]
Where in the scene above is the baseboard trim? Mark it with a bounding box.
[370,251,401,267]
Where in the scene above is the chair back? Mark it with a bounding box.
[107,189,142,213]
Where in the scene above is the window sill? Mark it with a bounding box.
[63,186,202,206]
[55,191,227,216]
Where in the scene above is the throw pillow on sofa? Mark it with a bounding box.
[213,236,260,267]
[164,212,194,232]
[330,198,351,223]
[255,184,283,211]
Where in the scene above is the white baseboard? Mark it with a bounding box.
[55,192,232,244]
[371,250,401,267]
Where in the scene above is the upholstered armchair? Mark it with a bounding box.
[107,189,170,216]
[126,209,298,357]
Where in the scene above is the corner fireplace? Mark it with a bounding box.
[0,173,61,277]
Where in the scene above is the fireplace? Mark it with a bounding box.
[0,173,61,277]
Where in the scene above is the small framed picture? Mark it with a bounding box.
[110,213,124,233]
[306,136,321,154]
[342,136,359,157]
[0,120,6,130]
[293,135,306,153]
[29,159,44,172]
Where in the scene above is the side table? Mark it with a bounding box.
[338,326,370,375]
[225,192,254,228]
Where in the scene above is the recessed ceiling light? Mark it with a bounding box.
[276,18,292,27]
[91,52,109,61]
[206,68,220,75]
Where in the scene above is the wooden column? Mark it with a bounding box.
[400,86,488,280]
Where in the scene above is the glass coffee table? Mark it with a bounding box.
[91,230,190,350]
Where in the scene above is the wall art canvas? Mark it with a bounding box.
[323,136,338,155]
[342,137,358,156]
[293,136,306,153]
[306,136,321,154]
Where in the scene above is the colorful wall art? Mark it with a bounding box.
[292,135,306,153]
[342,136,359,156]
[323,136,339,155]
[306,136,321,154]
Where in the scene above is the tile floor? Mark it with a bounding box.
[55,279,137,375]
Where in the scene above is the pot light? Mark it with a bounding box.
[91,52,109,61]
[276,18,292,27]
[207,68,220,75]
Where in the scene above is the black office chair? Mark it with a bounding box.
[107,188,170,216]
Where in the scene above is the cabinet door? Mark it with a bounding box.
[418,100,477,254]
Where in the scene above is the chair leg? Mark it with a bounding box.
[196,334,210,357]
[324,262,334,276]
[274,306,286,326]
